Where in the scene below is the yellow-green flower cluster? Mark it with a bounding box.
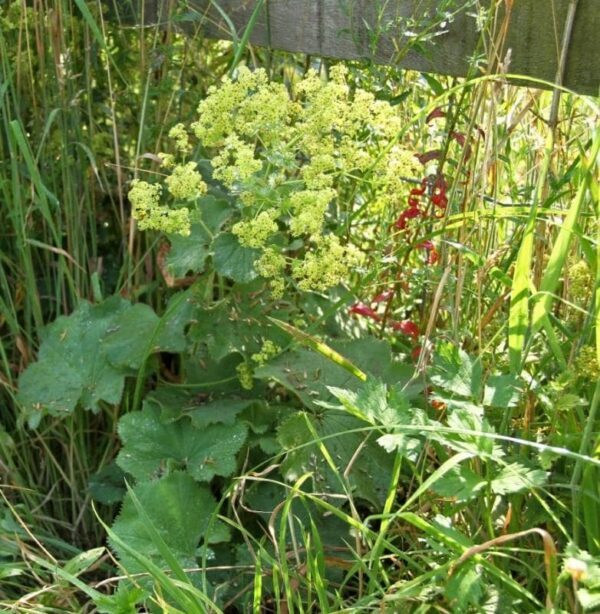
[289,189,336,237]
[292,235,363,293]
[574,346,600,382]
[569,259,593,304]
[135,64,415,295]
[129,179,191,236]
[236,362,254,391]
[168,123,192,154]
[375,145,421,194]
[252,340,281,365]
[165,162,207,200]
[211,135,263,188]
[256,248,287,298]
[232,210,278,249]
[158,152,176,169]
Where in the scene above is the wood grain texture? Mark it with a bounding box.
[133,0,599,95]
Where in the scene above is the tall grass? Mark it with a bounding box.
[0,0,230,565]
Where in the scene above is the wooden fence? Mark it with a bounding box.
[132,1,599,95]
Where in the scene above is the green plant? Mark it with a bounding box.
[3,1,600,612]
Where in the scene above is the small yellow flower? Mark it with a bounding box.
[232,210,278,249]
[168,123,192,154]
[165,162,207,200]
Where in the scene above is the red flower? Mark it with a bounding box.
[426,107,446,123]
[431,399,447,411]
[428,248,440,265]
[391,320,419,338]
[416,150,442,164]
[372,290,394,303]
[431,192,448,209]
[349,303,381,322]
[394,207,423,230]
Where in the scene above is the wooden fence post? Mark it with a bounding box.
[123,0,599,95]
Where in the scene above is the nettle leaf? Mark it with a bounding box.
[277,410,394,507]
[117,404,247,482]
[430,343,483,399]
[18,297,170,427]
[167,196,232,277]
[110,472,217,575]
[328,379,416,428]
[212,232,260,283]
[376,429,425,462]
[490,462,548,495]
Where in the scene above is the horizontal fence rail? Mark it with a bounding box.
[123,0,599,95]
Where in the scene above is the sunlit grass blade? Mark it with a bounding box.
[97,497,218,614]
[268,317,367,381]
[508,135,554,372]
[531,127,600,335]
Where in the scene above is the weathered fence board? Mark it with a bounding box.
[138,1,599,95]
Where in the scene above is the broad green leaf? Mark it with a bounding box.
[483,374,522,408]
[110,472,217,576]
[117,404,247,482]
[256,337,409,411]
[277,410,394,507]
[445,562,484,611]
[88,462,126,505]
[143,387,262,426]
[212,232,259,283]
[491,462,547,495]
[189,399,259,428]
[17,297,179,427]
[189,303,260,362]
[167,222,212,278]
[167,197,232,277]
[103,303,168,369]
[430,343,482,399]
[431,466,486,502]
[269,318,366,382]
